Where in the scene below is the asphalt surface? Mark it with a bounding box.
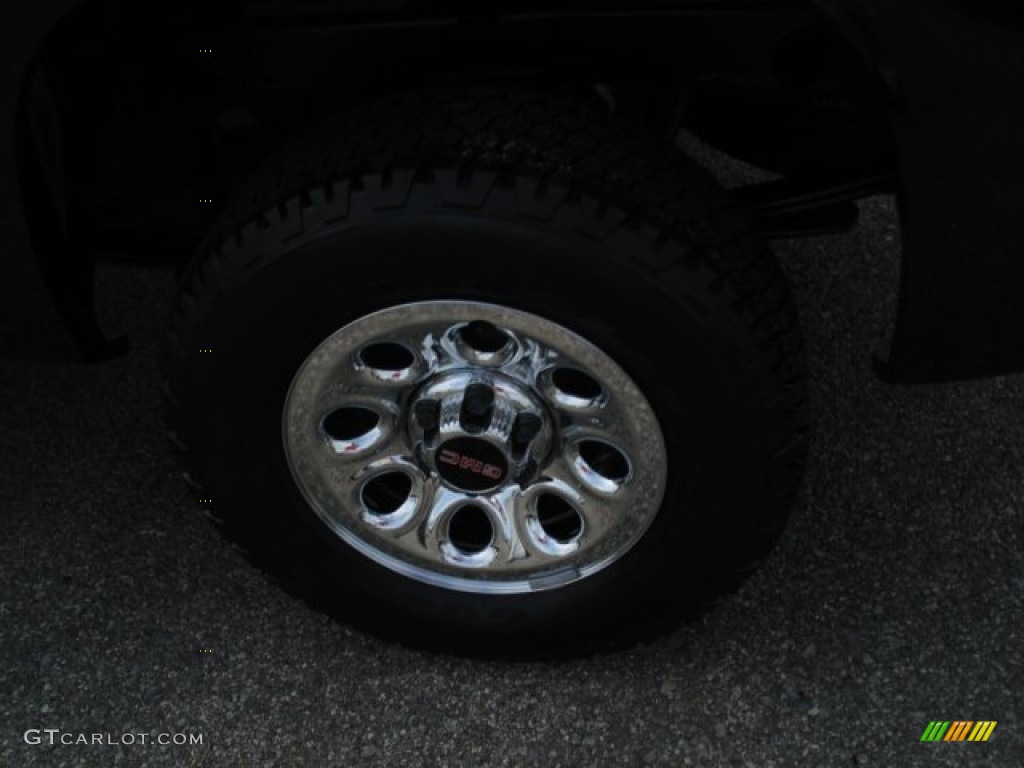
[2,195,1022,767]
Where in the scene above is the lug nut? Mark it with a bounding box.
[510,412,543,457]
[460,383,494,433]
[414,399,441,439]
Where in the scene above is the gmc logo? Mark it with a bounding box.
[439,449,504,479]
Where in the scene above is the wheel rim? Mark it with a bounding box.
[282,301,667,594]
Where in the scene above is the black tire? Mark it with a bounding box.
[163,88,807,658]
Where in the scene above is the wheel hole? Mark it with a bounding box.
[536,494,583,543]
[361,473,413,516]
[459,321,509,353]
[552,368,603,401]
[578,440,630,482]
[360,342,415,371]
[322,407,379,441]
[448,505,493,554]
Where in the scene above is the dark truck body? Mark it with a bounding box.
[2,0,1023,383]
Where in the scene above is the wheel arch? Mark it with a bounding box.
[24,0,1016,384]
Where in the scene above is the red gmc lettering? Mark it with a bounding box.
[438,449,503,479]
[459,456,483,472]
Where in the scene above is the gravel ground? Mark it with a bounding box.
[1,195,1022,767]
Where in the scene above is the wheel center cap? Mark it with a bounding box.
[409,370,552,494]
[435,436,509,493]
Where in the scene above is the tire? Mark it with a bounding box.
[163,88,807,658]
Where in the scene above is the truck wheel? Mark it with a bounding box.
[163,89,807,657]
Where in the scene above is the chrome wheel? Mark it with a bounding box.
[283,301,668,594]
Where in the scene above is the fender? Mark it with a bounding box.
[808,0,1024,381]
[1,0,90,360]
[868,0,1024,381]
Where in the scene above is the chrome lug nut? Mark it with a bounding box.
[460,382,495,434]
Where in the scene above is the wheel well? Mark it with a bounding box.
[24,0,896,268]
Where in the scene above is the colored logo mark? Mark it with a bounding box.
[920,721,997,742]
